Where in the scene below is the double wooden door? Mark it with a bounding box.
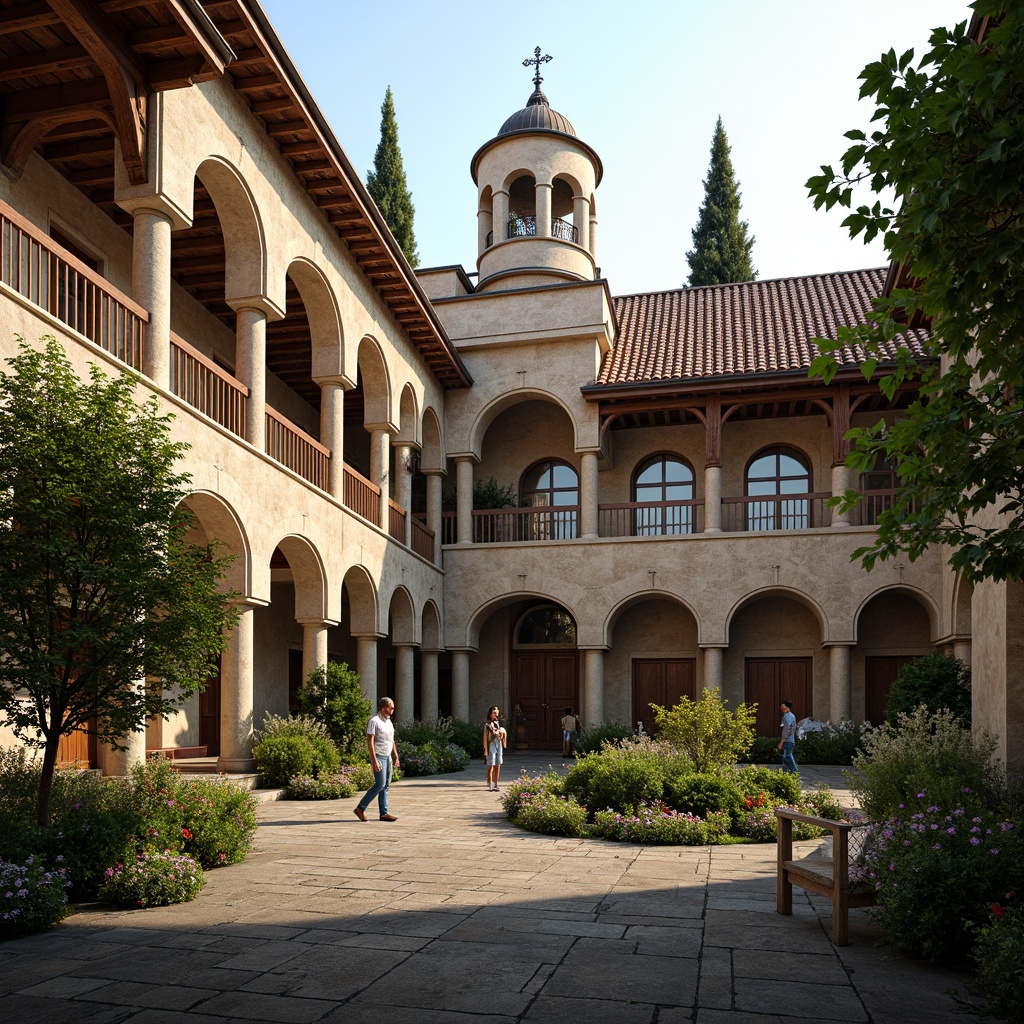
[513,651,578,749]
[865,655,917,727]
[745,658,813,736]
[632,659,696,736]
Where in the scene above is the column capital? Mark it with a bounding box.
[226,295,285,321]
[119,194,191,231]
[296,618,339,629]
[313,374,356,390]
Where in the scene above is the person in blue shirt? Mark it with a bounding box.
[777,700,799,774]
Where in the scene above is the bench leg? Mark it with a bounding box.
[777,816,793,916]
[832,888,849,945]
[778,873,793,916]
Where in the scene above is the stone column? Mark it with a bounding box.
[236,307,267,450]
[493,190,509,242]
[583,648,605,727]
[830,464,855,528]
[703,466,722,533]
[394,444,413,547]
[536,182,552,236]
[356,635,379,703]
[219,602,256,773]
[318,381,345,500]
[456,457,474,545]
[105,674,148,775]
[953,640,972,668]
[828,643,852,722]
[301,621,329,687]
[394,644,415,723]
[132,208,172,391]
[420,649,439,721]
[369,428,390,528]
[426,470,444,563]
[579,451,599,538]
[477,202,493,253]
[573,195,590,251]
[589,210,598,259]
[701,646,725,689]
[451,650,470,720]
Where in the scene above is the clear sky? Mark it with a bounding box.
[258,0,971,297]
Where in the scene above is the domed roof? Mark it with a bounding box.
[497,86,576,138]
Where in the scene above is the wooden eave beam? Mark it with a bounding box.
[0,43,92,82]
[0,2,61,35]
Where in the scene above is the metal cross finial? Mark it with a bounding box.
[523,46,552,89]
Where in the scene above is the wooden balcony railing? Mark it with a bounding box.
[721,493,832,532]
[265,406,329,490]
[411,516,435,561]
[441,511,457,545]
[858,489,906,526]
[169,332,247,438]
[388,498,406,543]
[1,200,146,369]
[343,464,381,526]
[473,506,579,543]
[598,499,705,537]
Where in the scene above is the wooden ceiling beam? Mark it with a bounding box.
[251,95,296,115]
[0,3,61,35]
[264,119,311,136]
[0,43,93,82]
[279,139,322,156]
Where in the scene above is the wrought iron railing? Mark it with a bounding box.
[1,200,146,370]
[169,332,247,438]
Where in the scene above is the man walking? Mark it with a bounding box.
[354,697,400,822]
[777,700,799,775]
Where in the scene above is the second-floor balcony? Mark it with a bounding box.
[0,198,436,565]
[485,215,579,248]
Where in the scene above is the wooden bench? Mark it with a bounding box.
[775,807,877,946]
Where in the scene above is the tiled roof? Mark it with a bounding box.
[598,268,931,387]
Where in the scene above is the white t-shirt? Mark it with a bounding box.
[367,713,395,759]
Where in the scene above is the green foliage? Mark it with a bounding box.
[395,739,438,776]
[731,764,802,805]
[886,654,971,724]
[849,706,1003,821]
[501,772,588,837]
[448,718,486,758]
[806,7,1024,582]
[366,86,419,267]
[736,803,823,843]
[801,783,848,821]
[285,772,356,800]
[98,850,205,908]
[592,806,730,845]
[0,337,236,827]
[972,897,1024,1022]
[472,477,517,510]
[0,855,71,939]
[664,772,742,819]
[862,796,1024,964]
[563,738,681,812]
[253,734,340,788]
[652,687,756,773]
[739,736,781,764]
[395,717,453,747]
[296,661,371,756]
[574,722,634,755]
[686,117,756,285]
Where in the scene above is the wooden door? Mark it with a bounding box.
[199,657,221,757]
[57,723,97,768]
[865,655,917,726]
[745,658,813,736]
[288,649,304,714]
[632,659,696,735]
[513,651,579,748]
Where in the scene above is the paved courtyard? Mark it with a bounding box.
[0,753,994,1023]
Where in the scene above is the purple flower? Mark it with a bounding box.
[970,838,981,846]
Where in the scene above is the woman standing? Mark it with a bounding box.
[483,706,507,791]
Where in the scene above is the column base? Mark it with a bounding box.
[217,756,257,774]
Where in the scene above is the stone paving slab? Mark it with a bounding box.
[0,754,997,1023]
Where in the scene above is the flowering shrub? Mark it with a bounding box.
[664,772,742,819]
[592,805,729,844]
[972,894,1024,1022]
[735,795,823,842]
[513,789,589,838]
[98,849,205,908]
[573,722,634,756]
[0,856,71,939]
[563,737,688,811]
[731,764,801,805]
[801,782,847,821]
[431,742,470,773]
[861,795,1024,963]
[396,740,439,777]
[501,769,564,820]
[285,768,358,800]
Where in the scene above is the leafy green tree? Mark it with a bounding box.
[685,117,757,285]
[885,653,971,725]
[0,337,237,826]
[296,660,371,756]
[652,687,757,773]
[366,86,419,268]
[807,6,1024,582]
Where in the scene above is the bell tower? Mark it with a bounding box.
[471,48,603,293]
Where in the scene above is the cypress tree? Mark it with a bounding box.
[685,117,756,286]
[366,86,419,268]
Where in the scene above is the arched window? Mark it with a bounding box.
[515,605,577,646]
[520,460,578,539]
[861,456,899,525]
[745,446,811,530]
[633,454,695,535]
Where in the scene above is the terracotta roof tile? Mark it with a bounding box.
[599,268,931,387]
